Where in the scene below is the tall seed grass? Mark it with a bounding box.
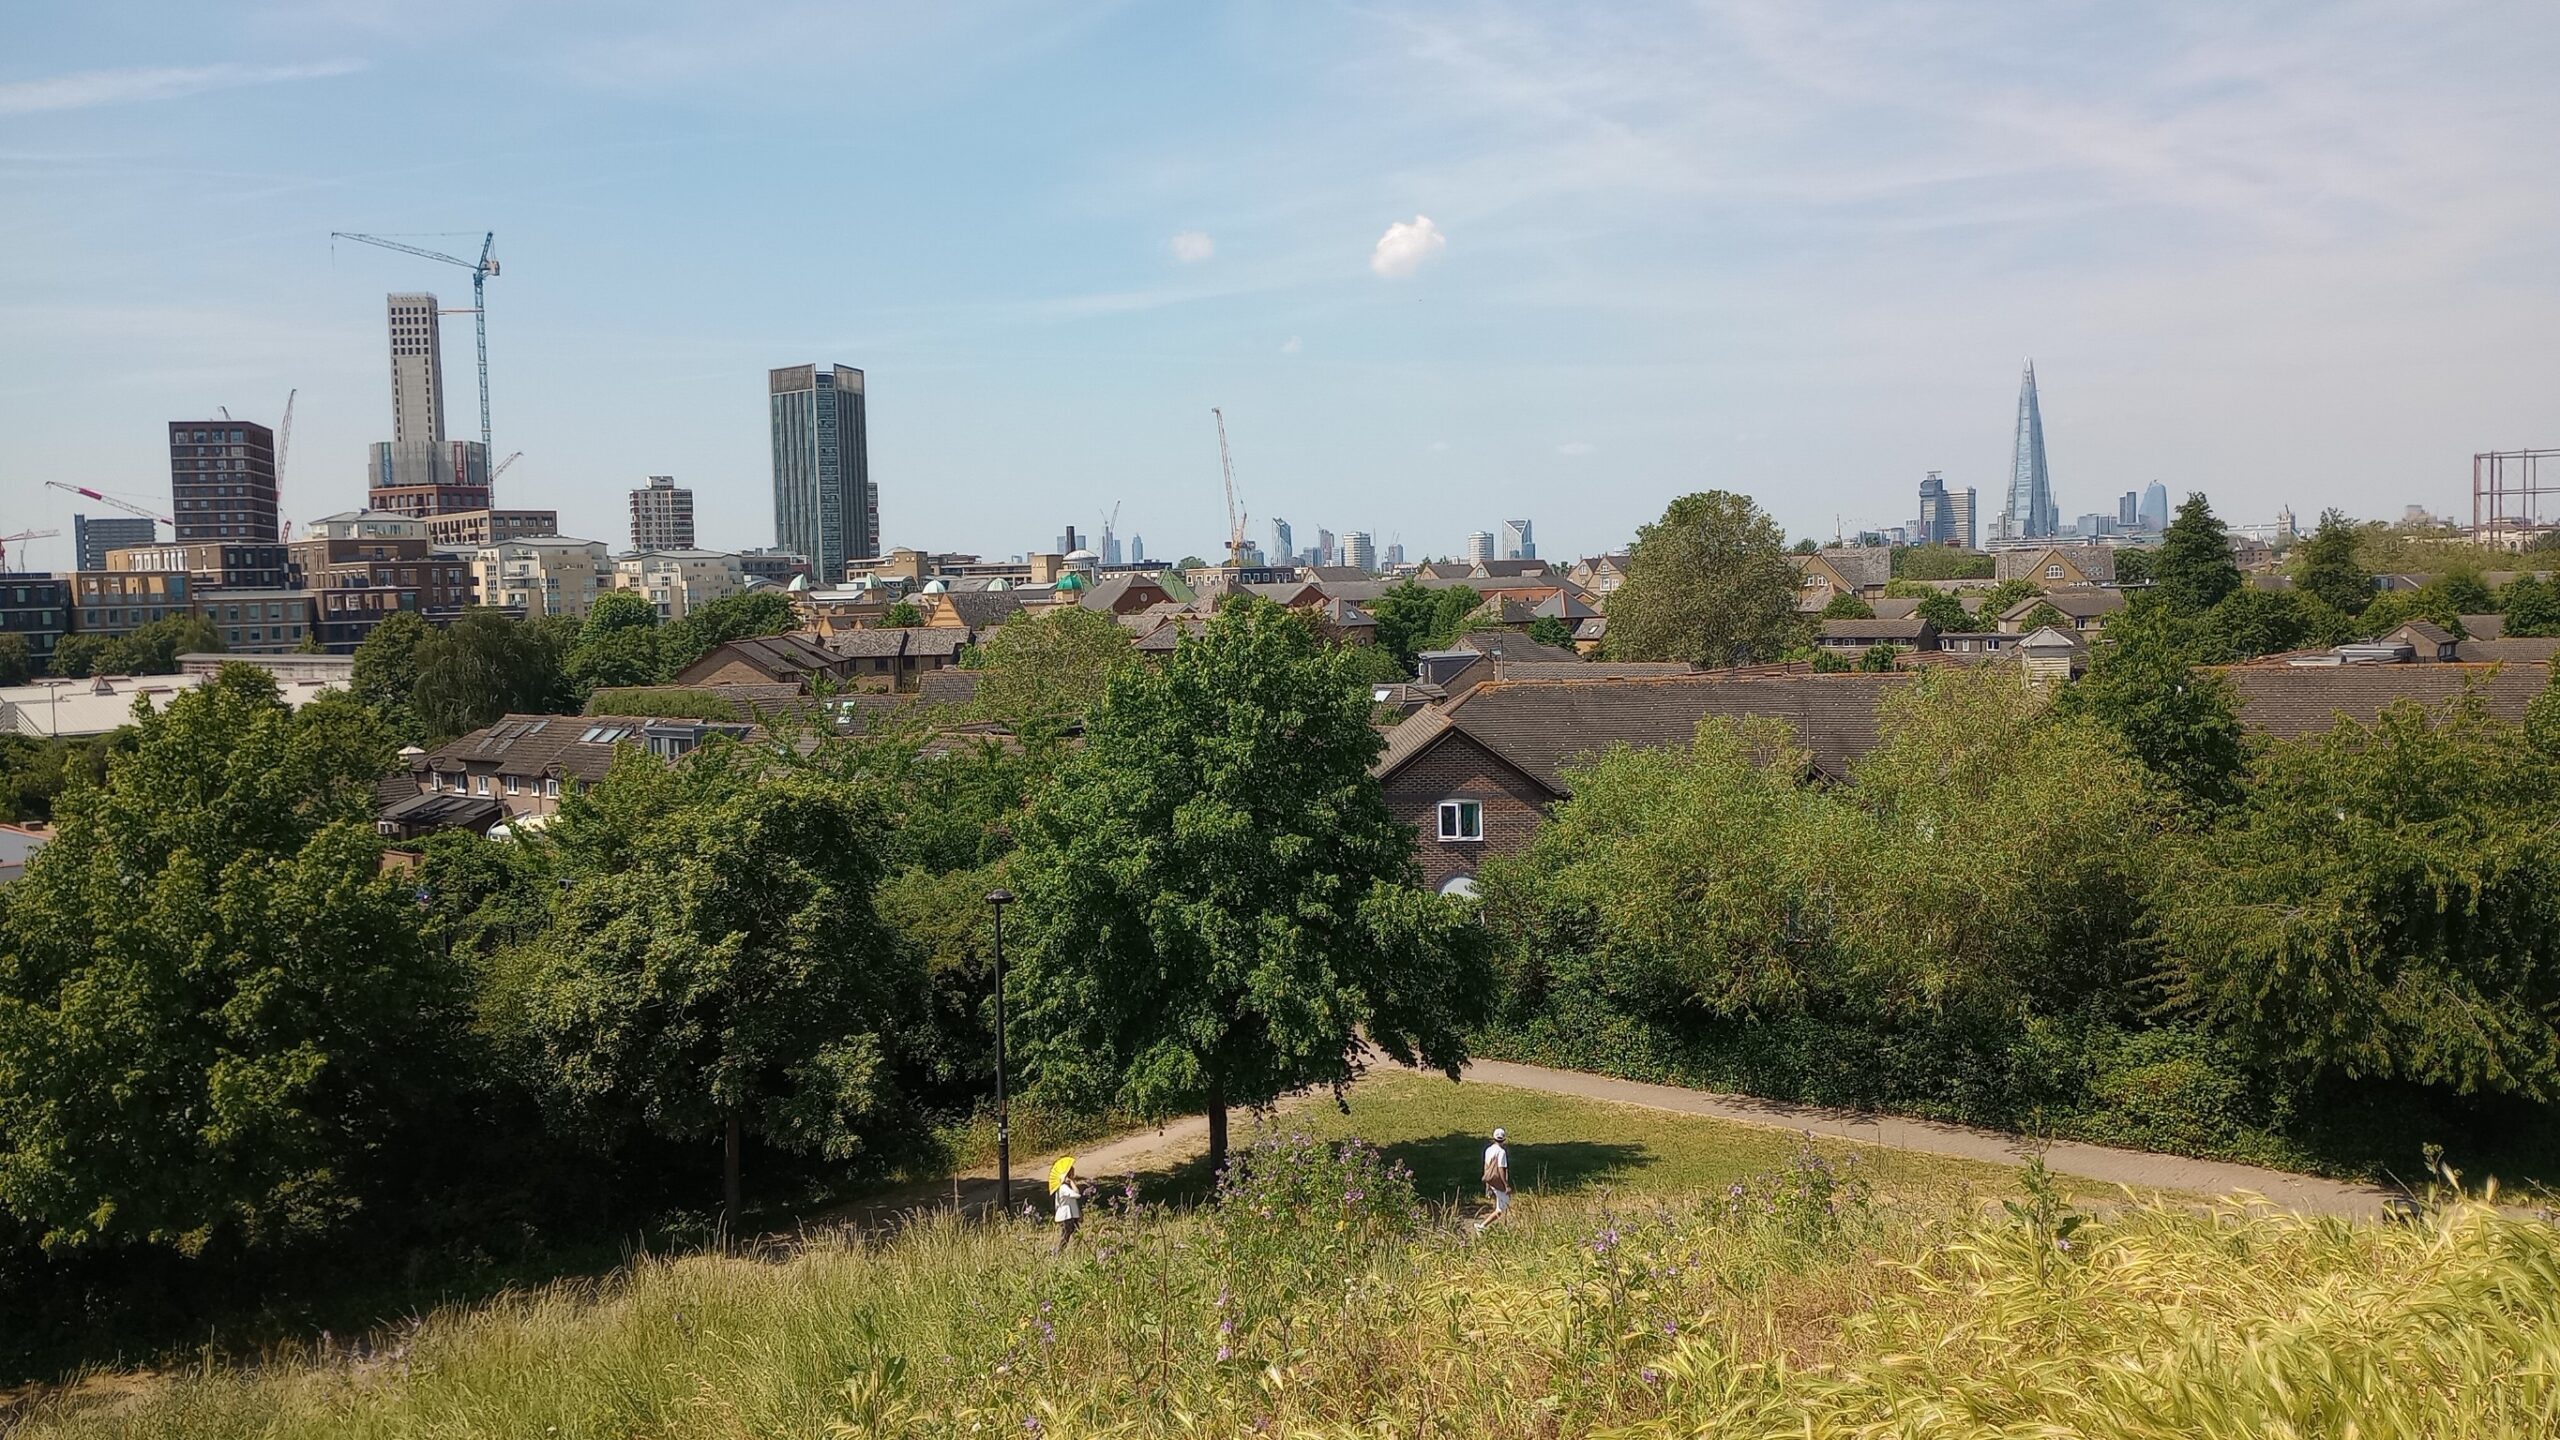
[15,1169,2559,1439]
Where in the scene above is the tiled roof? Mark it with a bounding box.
[1494,662,1693,682]
[827,628,911,657]
[1572,616,1608,641]
[2216,663,2550,738]
[1821,617,1935,640]
[1136,616,1210,652]
[918,670,982,706]
[378,790,506,829]
[1078,574,1171,612]
[675,632,845,684]
[1868,597,1922,620]
[933,590,1025,627]
[1472,559,1555,578]
[1995,546,2118,584]
[1448,631,1582,664]
[2389,620,2457,646]
[417,713,748,784]
[1818,547,1893,591]
[2462,613,2505,640]
[1374,672,1911,790]
[2001,590,2125,621]
[2455,638,2560,665]
[1532,591,1602,620]
[1303,566,1373,584]
[903,627,973,658]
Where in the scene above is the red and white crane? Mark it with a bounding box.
[44,482,172,528]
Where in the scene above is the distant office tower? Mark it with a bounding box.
[2076,512,2112,537]
[169,419,279,542]
[387,294,446,446]
[1271,518,1293,566]
[1343,531,1376,571]
[770,364,876,582]
[630,475,696,551]
[2003,361,2058,541]
[1314,528,1337,567]
[73,514,155,569]
[1384,542,1405,567]
[2140,481,2169,532]
[1465,531,1496,566]
[1130,534,1145,563]
[1917,472,1955,546]
[1054,524,1084,554]
[1949,488,1978,550]
[1103,530,1123,566]
[2118,491,2139,529]
[1500,518,1535,560]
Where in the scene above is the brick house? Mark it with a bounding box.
[822,626,974,690]
[386,713,758,836]
[1996,589,2125,634]
[1816,617,1939,653]
[1371,673,1910,894]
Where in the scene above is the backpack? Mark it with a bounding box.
[1482,1151,1505,1186]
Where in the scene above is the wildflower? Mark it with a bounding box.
[1640,1367,1662,1385]
[1217,1345,1234,1362]
[2056,1238,2073,1253]
[1024,1417,1043,1434]
[1662,1320,1678,1338]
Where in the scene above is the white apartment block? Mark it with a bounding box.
[472,537,610,618]
[629,475,696,552]
[613,549,746,620]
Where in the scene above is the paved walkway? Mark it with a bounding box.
[834,1056,2402,1229]
[1457,1057,2402,1221]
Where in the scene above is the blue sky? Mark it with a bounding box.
[5,1,2557,571]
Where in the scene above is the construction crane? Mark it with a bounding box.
[0,530,60,571]
[275,388,296,543]
[493,450,523,482]
[330,230,500,452]
[45,482,172,528]
[1212,408,1249,566]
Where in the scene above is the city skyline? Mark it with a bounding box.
[7,3,2557,571]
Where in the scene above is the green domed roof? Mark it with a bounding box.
[1055,571,1089,591]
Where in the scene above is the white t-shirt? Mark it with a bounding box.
[1483,1142,1509,1189]
[1054,1180,1082,1222]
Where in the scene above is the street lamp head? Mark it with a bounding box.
[985,888,1014,907]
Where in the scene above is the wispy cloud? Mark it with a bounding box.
[1279,335,1302,354]
[0,59,367,116]
[1170,229,1215,263]
[1556,441,1594,455]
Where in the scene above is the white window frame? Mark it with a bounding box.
[1437,798,1484,843]
[544,777,559,798]
[474,775,491,796]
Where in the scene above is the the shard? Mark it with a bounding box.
[2004,361,2057,541]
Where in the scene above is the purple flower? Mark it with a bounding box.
[1217,1345,1234,1362]
[1024,1418,1043,1434]
[1640,1367,1662,1385]
[1662,1320,1678,1338]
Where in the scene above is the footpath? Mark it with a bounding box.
[838,1055,2401,1229]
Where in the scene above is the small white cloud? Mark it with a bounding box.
[1170,230,1215,263]
[1557,441,1595,456]
[1279,335,1302,355]
[1428,441,1451,452]
[1369,214,1447,279]
[0,59,367,115]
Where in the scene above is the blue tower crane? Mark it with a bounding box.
[330,230,501,453]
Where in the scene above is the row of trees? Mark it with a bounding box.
[1486,621,2560,1166]
[348,590,799,743]
[0,601,1485,1292]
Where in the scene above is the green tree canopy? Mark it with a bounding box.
[2294,509,2374,616]
[960,605,1141,735]
[657,590,796,677]
[0,634,27,687]
[2112,548,2157,585]
[349,610,431,744]
[503,752,915,1230]
[2054,600,2252,811]
[1891,547,1994,581]
[412,609,570,739]
[2017,600,2071,633]
[2356,588,2467,641]
[579,591,658,642]
[2159,691,2560,1100]
[1913,591,1972,633]
[1527,614,1579,649]
[1368,581,1479,672]
[46,634,108,680]
[2501,575,2560,637]
[1820,593,1875,620]
[2153,494,2242,615]
[1007,600,1493,1171]
[0,683,458,1253]
[878,600,924,629]
[1605,491,1803,666]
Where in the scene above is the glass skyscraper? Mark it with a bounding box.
[2003,361,2058,541]
[769,364,876,583]
[2140,481,2170,532]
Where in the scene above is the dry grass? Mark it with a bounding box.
[12,1163,2556,1439]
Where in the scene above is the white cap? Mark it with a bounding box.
[1492,1127,1506,1141]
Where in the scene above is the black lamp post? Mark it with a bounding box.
[985,887,1015,1219]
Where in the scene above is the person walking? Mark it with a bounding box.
[1479,1127,1512,1232]
[1049,1156,1085,1253]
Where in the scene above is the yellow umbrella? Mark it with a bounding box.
[1048,1156,1077,1194]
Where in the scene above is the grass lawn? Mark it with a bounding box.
[1131,1070,2073,1210]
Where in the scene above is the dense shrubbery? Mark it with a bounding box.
[1481,659,2560,1180]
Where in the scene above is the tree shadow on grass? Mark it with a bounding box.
[1121,1131,1652,1211]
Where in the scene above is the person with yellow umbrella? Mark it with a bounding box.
[1048,1156,1085,1252]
